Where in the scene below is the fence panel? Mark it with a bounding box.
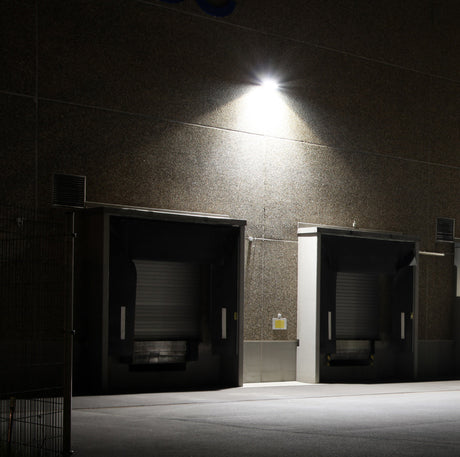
[0,206,72,456]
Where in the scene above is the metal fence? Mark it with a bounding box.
[0,391,64,457]
[0,205,73,456]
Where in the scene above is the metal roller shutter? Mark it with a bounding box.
[133,260,201,340]
[335,272,379,340]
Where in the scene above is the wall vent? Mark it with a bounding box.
[436,217,455,242]
[52,174,86,208]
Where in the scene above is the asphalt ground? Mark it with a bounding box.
[71,381,460,457]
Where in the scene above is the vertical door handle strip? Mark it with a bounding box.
[222,308,227,339]
[401,312,405,340]
[120,306,126,340]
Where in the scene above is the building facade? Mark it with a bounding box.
[2,0,459,388]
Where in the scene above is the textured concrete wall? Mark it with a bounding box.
[1,1,459,357]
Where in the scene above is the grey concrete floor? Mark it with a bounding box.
[72,381,460,457]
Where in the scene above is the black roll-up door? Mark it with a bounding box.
[335,272,379,340]
[133,260,201,340]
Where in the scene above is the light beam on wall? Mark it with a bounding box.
[195,72,315,141]
[237,77,292,136]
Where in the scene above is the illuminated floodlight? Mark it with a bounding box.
[260,77,279,92]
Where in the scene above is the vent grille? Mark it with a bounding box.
[52,174,86,208]
[436,217,455,242]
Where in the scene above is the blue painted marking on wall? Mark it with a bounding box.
[196,0,236,17]
[160,0,236,17]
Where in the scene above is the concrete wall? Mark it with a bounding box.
[2,0,459,382]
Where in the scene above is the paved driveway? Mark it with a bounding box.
[72,381,460,457]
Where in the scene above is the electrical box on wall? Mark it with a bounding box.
[272,314,287,330]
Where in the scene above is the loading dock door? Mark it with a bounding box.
[297,226,418,383]
[74,208,245,394]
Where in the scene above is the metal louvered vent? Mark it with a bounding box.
[52,174,86,208]
[436,217,455,242]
